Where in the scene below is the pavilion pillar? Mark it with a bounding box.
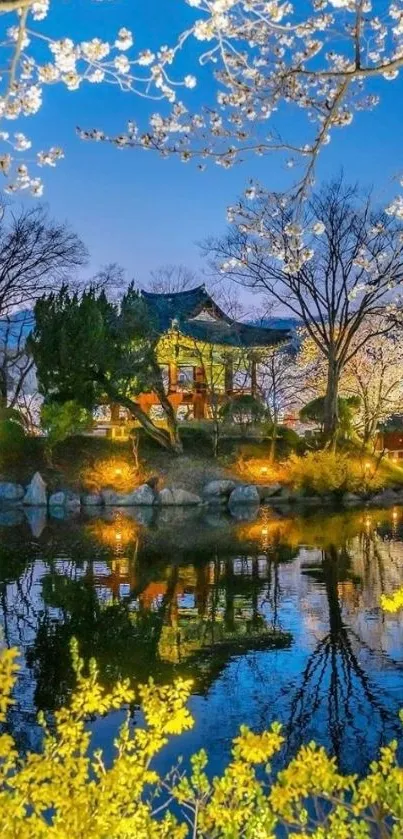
[169,362,178,393]
[194,366,206,419]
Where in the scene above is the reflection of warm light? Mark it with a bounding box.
[392,509,399,521]
[365,516,371,529]
[87,517,139,549]
[115,468,122,477]
[261,526,269,537]
[364,462,371,471]
[260,466,269,477]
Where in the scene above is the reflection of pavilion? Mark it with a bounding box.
[90,553,290,667]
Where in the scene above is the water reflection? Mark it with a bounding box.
[0,505,403,774]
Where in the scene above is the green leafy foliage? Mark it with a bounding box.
[300,396,361,436]
[220,394,265,433]
[41,400,93,448]
[30,284,179,450]
[0,407,27,470]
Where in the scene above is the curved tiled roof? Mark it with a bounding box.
[141,285,289,348]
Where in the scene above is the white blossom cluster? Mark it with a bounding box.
[1,0,403,200]
[219,182,403,299]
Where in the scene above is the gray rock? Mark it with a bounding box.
[0,481,24,503]
[49,490,81,510]
[49,491,65,507]
[228,485,260,506]
[229,503,260,522]
[23,472,47,506]
[81,493,103,506]
[158,487,202,506]
[343,492,362,506]
[203,479,237,499]
[102,484,155,506]
[101,489,119,506]
[49,506,66,520]
[24,507,47,538]
[368,488,398,507]
[257,482,282,501]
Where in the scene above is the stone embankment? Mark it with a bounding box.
[1,472,403,515]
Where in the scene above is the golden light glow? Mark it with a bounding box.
[81,457,144,493]
[87,516,139,550]
[236,457,282,484]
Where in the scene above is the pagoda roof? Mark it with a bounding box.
[141,285,289,349]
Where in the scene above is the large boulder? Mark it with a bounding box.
[81,493,103,507]
[368,488,399,507]
[0,481,24,503]
[24,507,47,538]
[228,485,260,506]
[102,484,155,506]
[23,472,47,506]
[158,487,202,506]
[49,490,81,510]
[257,482,282,501]
[229,503,260,522]
[203,480,237,499]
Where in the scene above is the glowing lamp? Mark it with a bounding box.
[260,466,269,477]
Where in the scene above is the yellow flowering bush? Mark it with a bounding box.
[1,640,403,838]
[285,451,385,496]
[381,588,403,614]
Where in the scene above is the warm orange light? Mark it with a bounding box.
[364,461,371,471]
[260,466,269,477]
[87,517,139,549]
[392,509,399,521]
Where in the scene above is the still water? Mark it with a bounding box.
[1,503,403,779]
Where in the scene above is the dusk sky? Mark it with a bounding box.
[15,0,403,287]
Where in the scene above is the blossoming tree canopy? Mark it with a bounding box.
[2,0,403,202]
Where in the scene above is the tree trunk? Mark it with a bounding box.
[0,367,7,411]
[151,362,183,453]
[324,358,340,447]
[269,417,278,462]
[99,376,178,452]
[212,418,219,458]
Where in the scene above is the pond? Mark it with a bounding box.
[1,503,403,782]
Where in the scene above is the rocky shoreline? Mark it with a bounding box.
[1,472,403,516]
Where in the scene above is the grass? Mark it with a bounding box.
[1,427,402,498]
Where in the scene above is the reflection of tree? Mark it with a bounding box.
[285,546,403,773]
[25,548,291,714]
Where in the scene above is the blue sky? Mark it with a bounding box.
[13,0,403,287]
